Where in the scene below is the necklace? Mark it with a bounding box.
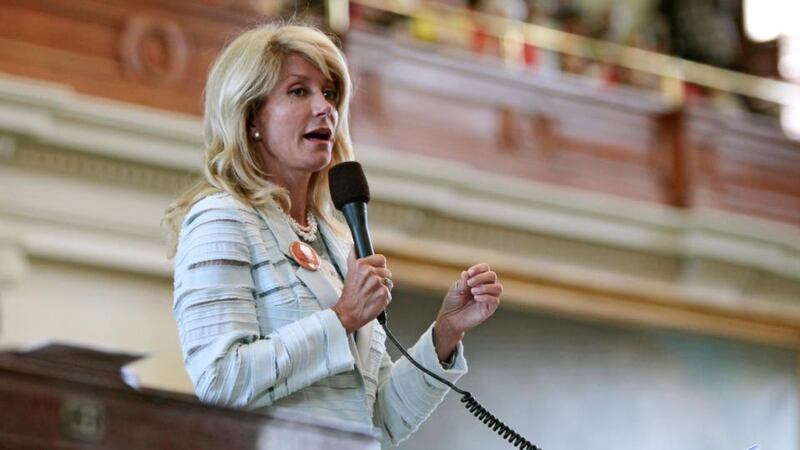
[285,210,318,242]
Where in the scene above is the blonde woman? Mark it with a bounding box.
[164,22,502,447]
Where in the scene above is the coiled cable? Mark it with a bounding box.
[383,324,541,450]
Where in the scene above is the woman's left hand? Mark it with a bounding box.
[433,263,501,362]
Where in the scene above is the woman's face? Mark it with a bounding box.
[250,53,339,183]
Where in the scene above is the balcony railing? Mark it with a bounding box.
[339,0,800,136]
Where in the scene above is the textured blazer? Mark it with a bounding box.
[173,193,467,447]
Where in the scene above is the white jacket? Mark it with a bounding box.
[173,193,467,447]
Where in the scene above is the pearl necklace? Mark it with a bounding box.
[285,210,319,242]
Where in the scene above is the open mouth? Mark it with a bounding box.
[303,128,332,143]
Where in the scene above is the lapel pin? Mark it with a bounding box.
[289,241,320,271]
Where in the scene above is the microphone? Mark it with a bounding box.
[328,161,385,325]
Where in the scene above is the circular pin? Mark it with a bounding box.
[289,241,320,271]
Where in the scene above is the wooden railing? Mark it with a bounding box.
[345,29,800,225]
[343,0,800,110]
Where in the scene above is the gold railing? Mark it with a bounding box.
[335,0,800,109]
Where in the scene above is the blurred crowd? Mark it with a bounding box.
[350,0,779,115]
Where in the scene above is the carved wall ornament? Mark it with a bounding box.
[120,15,189,86]
[3,143,193,194]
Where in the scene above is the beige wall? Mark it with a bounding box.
[0,258,193,393]
[387,287,798,450]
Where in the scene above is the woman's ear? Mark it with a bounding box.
[247,114,262,141]
[246,101,261,138]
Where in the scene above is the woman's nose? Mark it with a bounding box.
[312,92,333,117]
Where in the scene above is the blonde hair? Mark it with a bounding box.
[163,22,354,257]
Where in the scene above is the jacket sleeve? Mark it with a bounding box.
[372,323,468,447]
[173,195,354,410]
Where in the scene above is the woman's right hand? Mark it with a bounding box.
[332,248,392,334]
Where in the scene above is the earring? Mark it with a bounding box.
[253,131,261,140]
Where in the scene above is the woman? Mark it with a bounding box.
[164,22,501,447]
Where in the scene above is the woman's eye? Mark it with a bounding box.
[323,89,339,101]
[289,87,306,96]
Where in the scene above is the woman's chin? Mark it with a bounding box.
[298,141,333,170]
[311,153,333,172]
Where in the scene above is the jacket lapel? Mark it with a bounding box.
[255,204,296,259]
[318,220,349,278]
[255,205,339,309]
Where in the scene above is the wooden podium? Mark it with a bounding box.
[0,344,380,449]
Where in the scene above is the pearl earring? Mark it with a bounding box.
[253,131,261,140]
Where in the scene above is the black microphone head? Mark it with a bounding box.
[329,161,370,210]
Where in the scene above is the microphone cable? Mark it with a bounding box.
[381,322,541,450]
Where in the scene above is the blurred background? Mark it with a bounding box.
[0,0,798,449]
